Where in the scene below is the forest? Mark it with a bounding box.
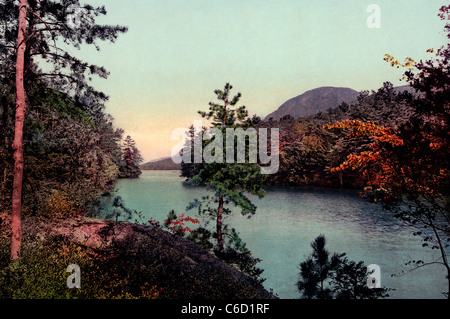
[258,82,416,188]
[0,1,142,221]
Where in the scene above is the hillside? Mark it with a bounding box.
[264,85,418,121]
[260,82,418,188]
[140,157,180,170]
[1,216,275,299]
[393,84,417,95]
[265,86,359,120]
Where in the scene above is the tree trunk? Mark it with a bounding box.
[216,194,224,251]
[11,0,28,261]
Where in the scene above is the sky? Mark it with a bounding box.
[70,0,450,162]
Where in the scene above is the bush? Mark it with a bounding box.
[0,234,160,299]
[39,189,78,219]
[0,236,89,298]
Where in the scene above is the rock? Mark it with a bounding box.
[22,216,276,299]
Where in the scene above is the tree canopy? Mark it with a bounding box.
[186,83,265,252]
[0,0,140,229]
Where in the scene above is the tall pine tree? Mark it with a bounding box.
[189,83,265,251]
[119,135,142,178]
[6,0,127,260]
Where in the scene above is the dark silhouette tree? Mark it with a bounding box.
[297,235,390,299]
[331,255,390,299]
[297,235,336,299]
[180,125,203,179]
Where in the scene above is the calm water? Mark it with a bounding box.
[105,170,447,299]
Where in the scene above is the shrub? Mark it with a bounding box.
[39,189,78,219]
[0,234,160,299]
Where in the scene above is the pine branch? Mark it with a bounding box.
[25,9,58,57]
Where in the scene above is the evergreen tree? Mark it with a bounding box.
[180,125,203,179]
[119,135,142,178]
[297,235,390,299]
[297,235,336,299]
[2,0,128,260]
[189,83,265,251]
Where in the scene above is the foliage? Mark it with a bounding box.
[0,234,160,299]
[0,80,140,216]
[297,235,337,299]
[0,2,141,219]
[0,0,128,110]
[323,6,450,298]
[119,135,143,178]
[163,210,200,237]
[324,120,404,190]
[215,228,265,284]
[260,82,414,188]
[325,99,450,299]
[186,83,266,252]
[297,235,390,299]
[0,237,88,298]
[39,189,78,219]
[180,125,204,179]
[331,255,390,299]
[102,196,142,223]
[186,227,214,250]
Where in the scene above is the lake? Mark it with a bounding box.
[105,170,447,299]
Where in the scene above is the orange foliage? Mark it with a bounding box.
[325,120,449,196]
[324,120,403,146]
[324,120,414,193]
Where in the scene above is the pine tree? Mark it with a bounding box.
[120,135,142,178]
[297,235,390,299]
[10,0,28,261]
[297,235,335,299]
[5,0,127,260]
[180,125,203,179]
[189,83,265,251]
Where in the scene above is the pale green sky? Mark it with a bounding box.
[71,0,449,161]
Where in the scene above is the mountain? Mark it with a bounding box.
[393,85,417,95]
[140,157,180,170]
[264,85,419,121]
[265,87,359,120]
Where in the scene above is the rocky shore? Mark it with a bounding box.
[18,216,276,299]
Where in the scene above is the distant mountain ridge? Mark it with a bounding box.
[265,85,415,121]
[265,87,359,121]
[140,157,180,170]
